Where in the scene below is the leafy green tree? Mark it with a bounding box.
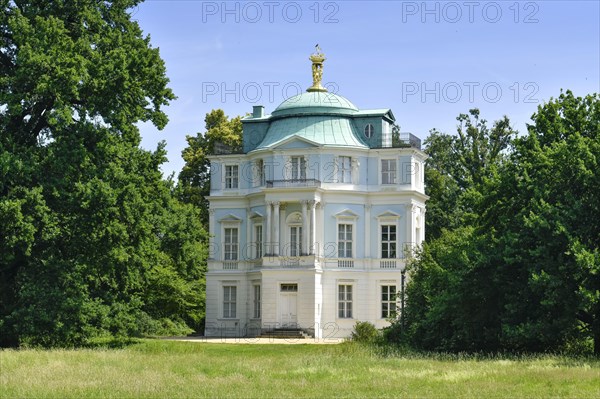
[482,90,600,354]
[397,93,599,354]
[402,227,503,351]
[178,109,242,226]
[1,0,207,347]
[424,109,516,239]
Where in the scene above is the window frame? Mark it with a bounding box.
[364,123,374,138]
[254,223,263,259]
[381,159,397,185]
[223,227,239,261]
[338,284,353,319]
[254,159,265,187]
[222,285,237,319]
[337,223,353,258]
[381,285,398,319]
[337,156,352,183]
[289,225,303,257]
[224,164,239,189]
[381,224,397,259]
[290,156,306,180]
[253,284,261,319]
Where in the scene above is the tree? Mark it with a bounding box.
[423,109,516,239]
[1,0,207,347]
[395,93,600,354]
[482,90,600,354]
[178,109,242,226]
[385,110,516,351]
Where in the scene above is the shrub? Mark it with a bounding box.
[350,321,380,343]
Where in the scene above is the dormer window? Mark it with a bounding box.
[364,124,374,138]
[225,165,239,189]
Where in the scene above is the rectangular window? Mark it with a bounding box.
[253,285,261,319]
[338,284,353,318]
[381,285,397,318]
[256,160,265,187]
[224,228,238,260]
[381,225,397,259]
[280,283,298,292]
[338,156,352,183]
[338,224,353,258]
[225,165,239,189]
[290,226,302,256]
[291,156,306,180]
[254,224,263,259]
[381,159,397,185]
[223,286,237,318]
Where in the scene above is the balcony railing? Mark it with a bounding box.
[396,133,422,150]
[379,259,398,269]
[208,258,406,272]
[266,179,321,188]
[223,261,239,270]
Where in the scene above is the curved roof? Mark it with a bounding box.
[256,115,367,149]
[271,92,358,117]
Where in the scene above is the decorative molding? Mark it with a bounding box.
[376,210,401,219]
[218,214,243,224]
[333,209,360,219]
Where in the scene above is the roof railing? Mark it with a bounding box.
[266,179,321,188]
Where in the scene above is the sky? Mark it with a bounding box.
[132,0,600,177]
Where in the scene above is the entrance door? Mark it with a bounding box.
[279,284,298,327]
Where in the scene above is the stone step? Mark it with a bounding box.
[258,328,311,339]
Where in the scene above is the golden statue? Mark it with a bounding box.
[307,44,327,92]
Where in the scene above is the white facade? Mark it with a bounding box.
[204,78,427,338]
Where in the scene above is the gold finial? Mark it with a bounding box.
[307,44,327,92]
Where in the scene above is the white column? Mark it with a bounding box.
[301,200,309,256]
[266,201,272,255]
[246,207,251,261]
[422,207,427,243]
[273,201,280,256]
[364,203,371,258]
[208,208,215,260]
[310,201,317,255]
[406,203,416,258]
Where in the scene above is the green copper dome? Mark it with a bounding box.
[271,92,358,117]
[255,115,368,149]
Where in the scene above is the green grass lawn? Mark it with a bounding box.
[1,340,598,398]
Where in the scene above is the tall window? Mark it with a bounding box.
[338,285,353,318]
[253,285,261,319]
[381,285,397,318]
[381,159,396,184]
[290,156,306,180]
[338,224,353,258]
[224,228,238,260]
[255,159,265,187]
[338,156,352,183]
[254,224,263,258]
[364,124,374,138]
[223,286,237,318]
[381,225,397,258]
[290,226,302,256]
[225,165,239,189]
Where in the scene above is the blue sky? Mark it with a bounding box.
[133,1,600,177]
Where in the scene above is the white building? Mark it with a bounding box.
[204,49,427,338]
